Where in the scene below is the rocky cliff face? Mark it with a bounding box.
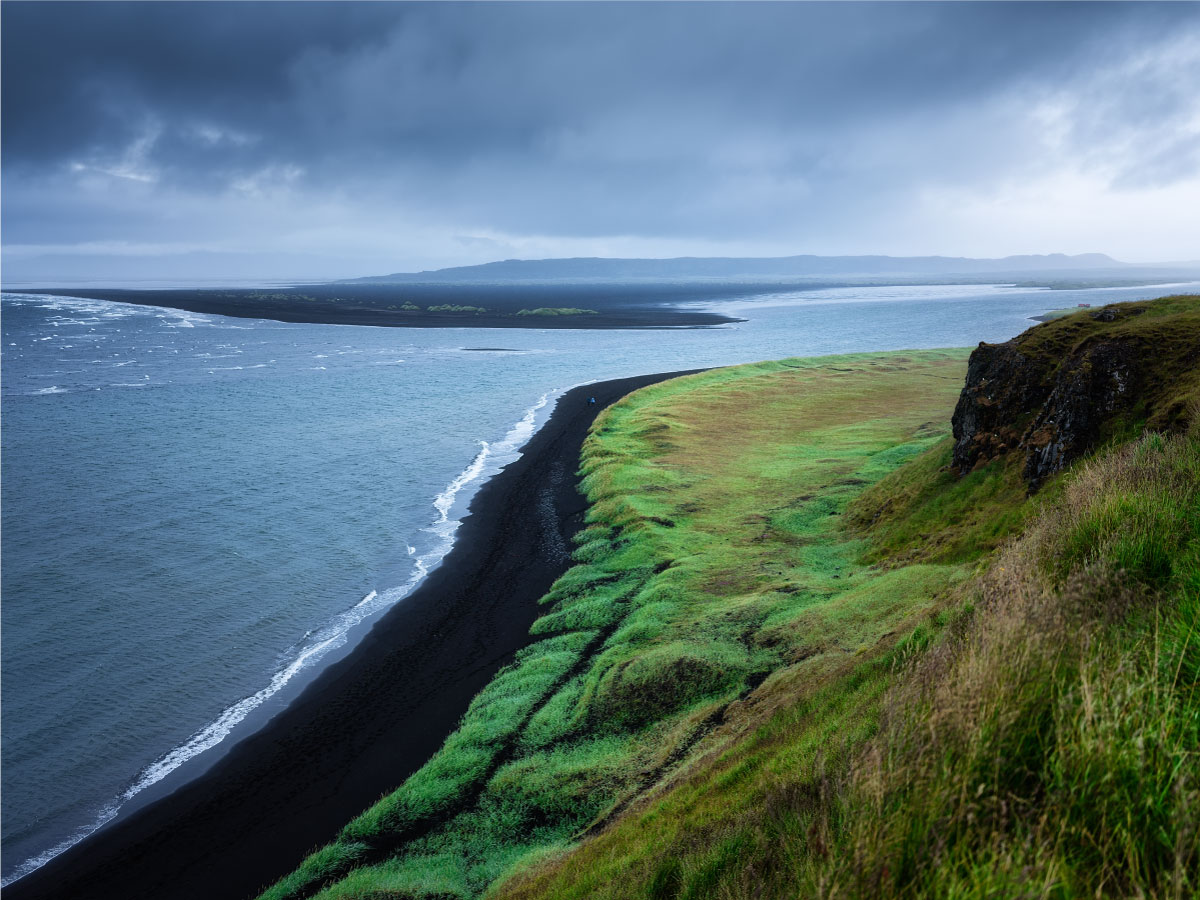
[951,298,1199,487]
[950,341,1046,475]
[1019,337,1143,483]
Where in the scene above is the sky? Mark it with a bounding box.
[3,1,1200,283]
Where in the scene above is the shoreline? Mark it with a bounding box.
[4,369,701,900]
[7,287,741,329]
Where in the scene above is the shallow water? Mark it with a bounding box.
[2,280,1195,881]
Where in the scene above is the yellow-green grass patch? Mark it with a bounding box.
[260,349,974,900]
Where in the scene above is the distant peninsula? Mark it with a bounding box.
[14,252,1199,330]
[17,284,745,330]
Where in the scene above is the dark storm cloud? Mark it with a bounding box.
[3,2,1199,276]
[2,3,398,159]
[1,3,1154,171]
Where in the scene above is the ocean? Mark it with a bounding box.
[2,280,1195,882]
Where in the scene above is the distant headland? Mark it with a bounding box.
[10,252,1199,330]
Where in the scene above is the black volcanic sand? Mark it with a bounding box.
[27,283,746,329]
[7,370,701,900]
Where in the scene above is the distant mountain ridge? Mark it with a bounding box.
[350,252,1128,283]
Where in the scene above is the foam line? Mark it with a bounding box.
[2,385,572,887]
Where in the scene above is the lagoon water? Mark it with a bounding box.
[2,280,1195,882]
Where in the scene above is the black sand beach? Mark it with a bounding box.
[6,370,698,900]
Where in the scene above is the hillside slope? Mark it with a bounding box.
[258,350,972,900]
[499,295,1199,900]
[260,296,1198,900]
[951,295,1199,484]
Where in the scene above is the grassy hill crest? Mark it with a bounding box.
[259,296,1199,900]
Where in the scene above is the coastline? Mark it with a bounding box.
[11,287,741,329]
[4,369,701,900]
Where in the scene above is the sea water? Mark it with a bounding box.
[2,280,1195,882]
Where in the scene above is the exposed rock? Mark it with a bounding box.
[950,341,1048,474]
[950,297,1199,487]
[1021,337,1141,483]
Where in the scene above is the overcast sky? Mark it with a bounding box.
[3,1,1199,282]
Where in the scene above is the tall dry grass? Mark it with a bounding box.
[827,432,1199,899]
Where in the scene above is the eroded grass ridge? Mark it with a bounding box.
[260,296,1199,900]
[258,350,971,899]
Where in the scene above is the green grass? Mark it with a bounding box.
[257,349,971,900]
[1049,435,1200,592]
[495,306,1199,900]
[824,431,1200,900]
[427,304,489,314]
[258,296,1199,900]
[845,437,1036,565]
[1036,307,1083,321]
[515,308,599,317]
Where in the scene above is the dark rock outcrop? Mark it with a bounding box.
[1020,337,1141,483]
[951,298,1199,487]
[951,342,1048,474]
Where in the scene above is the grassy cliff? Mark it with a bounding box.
[260,296,1198,900]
